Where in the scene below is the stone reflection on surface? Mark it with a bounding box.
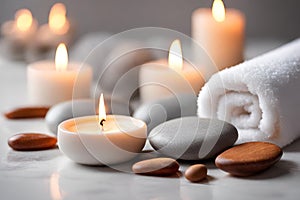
[180,183,213,200]
[1,149,61,171]
[56,160,183,200]
[131,175,181,200]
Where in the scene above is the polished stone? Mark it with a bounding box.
[215,142,283,176]
[149,117,238,160]
[184,164,207,182]
[133,94,197,133]
[132,158,179,176]
[8,133,57,151]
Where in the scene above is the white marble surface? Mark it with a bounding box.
[1,38,300,200]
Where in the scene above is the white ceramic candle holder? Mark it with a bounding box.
[58,115,147,165]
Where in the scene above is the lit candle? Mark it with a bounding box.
[27,43,92,106]
[139,39,204,103]
[58,93,147,165]
[35,3,73,49]
[192,0,245,70]
[0,9,38,58]
[48,3,70,35]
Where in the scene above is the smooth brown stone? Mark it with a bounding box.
[5,107,50,119]
[185,164,207,182]
[8,133,57,151]
[132,158,180,176]
[215,142,283,177]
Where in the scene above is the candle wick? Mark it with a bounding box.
[100,119,106,127]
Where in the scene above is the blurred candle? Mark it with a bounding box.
[1,9,38,41]
[16,9,34,32]
[139,40,204,103]
[27,43,92,106]
[0,9,38,59]
[35,3,73,49]
[48,3,70,35]
[192,0,245,70]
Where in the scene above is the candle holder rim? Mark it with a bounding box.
[58,114,147,135]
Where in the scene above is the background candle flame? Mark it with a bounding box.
[15,9,33,32]
[99,93,106,124]
[168,39,183,71]
[49,3,69,35]
[55,43,68,71]
[212,0,226,22]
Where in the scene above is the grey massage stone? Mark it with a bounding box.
[133,94,197,133]
[46,98,131,134]
[149,117,238,160]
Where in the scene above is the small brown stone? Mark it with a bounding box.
[132,158,179,176]
[5,107,50,119]
[185,164,207,182]
[215,142,283,177]
[8,133,57,151]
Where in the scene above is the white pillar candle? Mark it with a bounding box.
[35,3,73,49]
[58,94,147,165]
[0,9,38,58]
[192,0,245,70]
[139,40,204,103]
[27,43,92,106]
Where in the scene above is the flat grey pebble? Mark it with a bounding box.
[133,94,197,133]
[149,117,238,160]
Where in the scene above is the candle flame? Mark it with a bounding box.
[15,9,33,32]
[49,3,69,35]
[168,39,183,71]
[55,43,68,71]
[212,0,226,22]
[99,93,106,126]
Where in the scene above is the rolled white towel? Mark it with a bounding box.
[197,39,300,147]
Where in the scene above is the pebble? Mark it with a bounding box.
[185,164,207,182]
[215,142,283,177]
[45,98,131,134]
[8,133,57,151]
[5,106,50,119]
[149,117,238,160]
[132,158,180,176]
[133,94,197,132]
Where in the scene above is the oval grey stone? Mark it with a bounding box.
[149,117,238,160]
[133,94,197,133]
